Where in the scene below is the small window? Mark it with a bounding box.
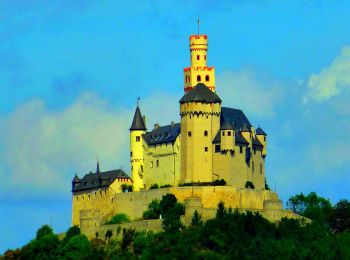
[197,75,201,82]
[156,160,159,167]
[151,161,153,168]
[100,191,102,197]
[260,163,262,174]
[136,136,140,142]
[76,197,79,201]
[253,148,256,154]
[188,131,192,137]
[88,195,91,200]
[252,161,255,172]
[204,147,208,152]
[215,145,220,153]
[204,130,208,136]
[197,55,200,60]
[130,151,133,157]
[141,165,144,172]
[205,75,210,81]
[105,190,107,195]
[240,146,243,153]
[264,136,266,141]
[228,131,231,136]
[222,131,225,136]
[204,55,207,60]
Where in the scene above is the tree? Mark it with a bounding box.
[328,199,350,233]
[160,193,178,213]
[59,234,92,259]
[216,201,226,218]
[121,228,136,250]
[36,224,53,240]
[287,192,332,224]
[105,213,130,225]
[105,229,113,243]
[191,210,203,226]
[143,199,162,219]
[162,203,185,232]
[63,225,81,244]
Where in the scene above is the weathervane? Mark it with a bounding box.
[197,17,200,35]
[137,97,140,106]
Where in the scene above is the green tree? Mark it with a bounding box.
[105,229,113,243]
[63,225,81,244]
[105,213,130,225]
[287,192,332,224]
[160,193,178,213]
[59,234,92,259]
[36,224,53,240]
[162,203,185,232]
[191,210,203,226]
[329,199,350,233]
[143,199,162,219]
[216,201,226,218]
[121,228,136,250]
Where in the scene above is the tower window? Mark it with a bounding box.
[264,137,266,141]
[130,152,133,157]
[222,131,225,136]
[253,148,256,154]
[204,55,207,60]
[252,161,254,172]
[151,161,153,168]
[156,160,159,167]
[260,163,262,174]
[240,146,243,153]
[215,145,220,153]
[228,131,231,136]
[141,165,144,172]
[205,75,210,81]
[136,136,140,142]
[197,55,200,60]
[204,147,208,152]
[197,75,201,82]
[204,130,208,136]
[188,131,192,137]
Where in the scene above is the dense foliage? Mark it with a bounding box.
[104,213,130,225]
[2,192,350,259]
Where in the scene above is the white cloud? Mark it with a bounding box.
[216,69,283,118]
[305,46,350,102]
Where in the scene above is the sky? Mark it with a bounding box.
[1,0,350,252]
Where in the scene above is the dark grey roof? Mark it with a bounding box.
[220,107,252,130]
[72,169,131,192]
[241,124,251,132]
[213,130,249,145]
[256,127,267,136]
[143,123,180,145]
[252,137,263,147]
[180,83,222,104]
[130,106,146,131]
[221,121,234,130]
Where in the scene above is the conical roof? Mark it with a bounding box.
[72,174,81,183]
[180,83,222,104]
[96,161,101,174]
[256,127,267,136]
[130,106,146,131]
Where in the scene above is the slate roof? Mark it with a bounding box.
[256,127,267,136]
[180,83,222,104]
[252,137,263,147]
[130,106,146,131]
[213,131,249,145]
[72,169,131,192]
[220,107,252,130]
[221,121,234,130]
[143,123,181,145]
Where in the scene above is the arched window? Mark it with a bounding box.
[204,130,208,136]
[205,75,210,81]
[197,55,200,60]
[197,75,201,82]
[204,55,207,60]
[188,131,192,137]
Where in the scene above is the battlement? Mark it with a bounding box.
[184,66,214,72]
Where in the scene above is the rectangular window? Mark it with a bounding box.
[130,151,133,157]
[222,131,225,136]
[252,161,254,172]
[240,146,243,153]
[141,165,144,172]
[205,147,208,152]
[151,161,153,168]
[136,136,140,142]
[228,131,231,136]
[156,160,159,167]
[215,145,220,153]
[260,163,262,174]
[197,55,200,60]
[254,148,256,154]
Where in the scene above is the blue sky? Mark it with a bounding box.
[1,0,350,252]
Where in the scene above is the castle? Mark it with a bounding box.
[71,33,302,237]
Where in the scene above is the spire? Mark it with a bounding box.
[130,104,147,131]
[96,157,101,174]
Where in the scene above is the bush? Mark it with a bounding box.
[150,183,159,189]
[213,179,226,186]
[121,184,133,192]
[160,184,172,188]
[105,213,130,225]
[63,225,81,244]
[245,181,255,189]
[36,224,53,240]
[143,199,162,220]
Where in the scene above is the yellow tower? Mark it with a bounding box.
[179,83,221,184]
[256,127,267,157]
[130,105,147,191]
[184,35,216,93]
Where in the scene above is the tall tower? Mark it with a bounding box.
[129,105,146,191]
[179,83,221,184]
[183,34,216,93]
